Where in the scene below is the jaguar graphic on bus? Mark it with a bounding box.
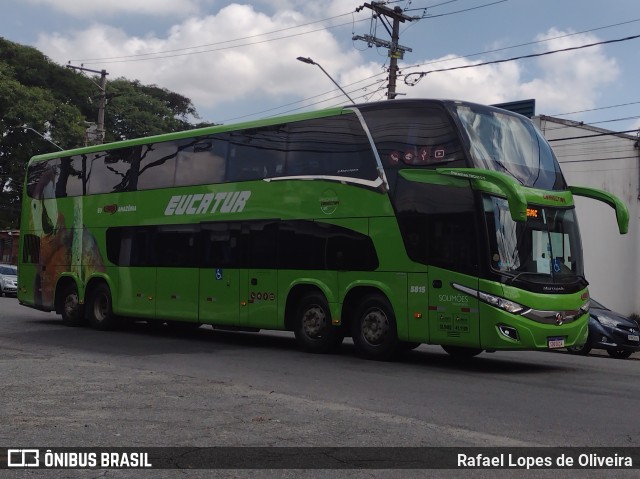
[18,99,628,359]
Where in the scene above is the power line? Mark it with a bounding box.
[415,0,508,18]
[548,100,640,117]
[73,12,360,62]
[224,19,640,124]
[547,129,639,142]
[403,33,640,85]
[75,15,371,65]
[400,18,640,72]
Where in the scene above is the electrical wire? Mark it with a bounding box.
[407,0,507,17]
[400,18,640,72]
[72,11,362,63]
[403,33,640,85]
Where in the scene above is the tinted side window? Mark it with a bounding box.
[26,161,49,199]
[363,106,467,191]
[57,155,85,197]
[365,106,465,167]
[137,141,179,190]
[202,222,242,268]
[22,234,41,264]
[86,148,140,194]
[155,226,200,267]
[244,221,278,269]
[326,229,379,271]
[176,137,227,186]
[278,221,327,270]
[106,227,155,266]
[226,127,286,182]
[284,114,378,180]
[394,178,478,274]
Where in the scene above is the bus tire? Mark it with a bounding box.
[294,293,343,353]
[87,283,118,331]
[441,345,483,358]
[60,283,85,327]
[351,294,398,360]
[567,336,592,355]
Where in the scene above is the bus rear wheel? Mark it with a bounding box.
[87,283,118,331]
[60,283,84,327]
[441,345,483,358]
[351,294,398,360]
[294,293,343,353]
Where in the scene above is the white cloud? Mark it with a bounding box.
[36,3,361,121]
[36,3,622,125]
[25,0,203,17]
[396,29,619,116]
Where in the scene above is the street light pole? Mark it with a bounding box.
[20,125,64,151]
[296,57,356,105]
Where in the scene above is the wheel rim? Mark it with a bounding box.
[64,293,79,319]
[93,293,110,323]
[361,308,389,346]
[302,305,326,339]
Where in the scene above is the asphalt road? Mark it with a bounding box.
[1,295,639,478]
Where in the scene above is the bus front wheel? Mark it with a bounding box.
[60,283,85,327]
[351,294,398,360]
[293,293,343,353]
[87,283,118,331]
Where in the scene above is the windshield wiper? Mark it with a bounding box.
[505,271,588,286]
[504,271,551,285]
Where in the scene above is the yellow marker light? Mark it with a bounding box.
[526,208,539,218]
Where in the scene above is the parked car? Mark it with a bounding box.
[0,264,18,297]
[568,299,640,359]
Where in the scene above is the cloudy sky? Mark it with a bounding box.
[2,0,639,131]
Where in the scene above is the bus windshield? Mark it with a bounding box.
[483,195,585,290]
[455,104,565,190]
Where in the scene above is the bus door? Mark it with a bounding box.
[242,270,278,329]
[242,221,279,329]
[429,267,480,347]
[155,225,200,323]
[428,266,480,348]
[199,223,241,326]
[107,227,157,319]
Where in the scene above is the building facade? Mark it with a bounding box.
[535,115,640,315]
[0,230,19,265]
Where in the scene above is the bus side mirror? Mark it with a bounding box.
[568,186,629,234]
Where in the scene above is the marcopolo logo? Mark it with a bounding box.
[165,191,251,216]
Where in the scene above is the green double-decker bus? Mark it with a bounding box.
[18,99,628,359]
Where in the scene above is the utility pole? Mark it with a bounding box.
[66,64,108,144]
[354,2,418,99]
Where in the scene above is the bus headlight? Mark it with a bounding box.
[478,292,525,314]
[451,283,525,315]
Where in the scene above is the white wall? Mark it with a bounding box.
[536,116,640,315]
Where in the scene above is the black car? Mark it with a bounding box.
[568,299,640,359]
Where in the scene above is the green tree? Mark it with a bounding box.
[0,37,210,228]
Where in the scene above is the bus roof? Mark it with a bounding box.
[28,105,347,164]
[27,98,517,165]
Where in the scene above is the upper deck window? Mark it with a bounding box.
[455,104,566,190]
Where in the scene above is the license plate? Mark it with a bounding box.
[628,334,639,342]
[548,337,565,349]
